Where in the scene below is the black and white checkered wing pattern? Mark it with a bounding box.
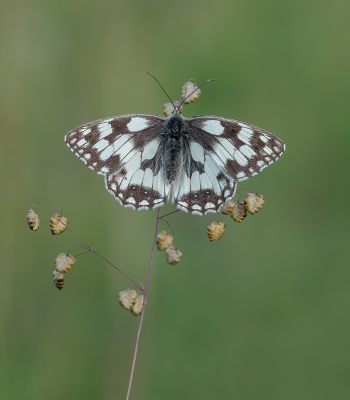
[187,115,285,182]
[171,115,285,215]
[65,112,285,216]
[172,143,237,215]
[65,114,171,210]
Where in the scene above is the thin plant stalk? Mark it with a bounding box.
[126,207,161,400]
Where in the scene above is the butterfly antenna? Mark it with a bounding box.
[180,78,215,107]
[146,72,176,109]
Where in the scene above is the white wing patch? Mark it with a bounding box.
[98,121,113,138]
[142,167,154,188]
[202,120,224,135]
[190,141,205,163]
[237,124,253,142]
[199,172,212,189]
[119,154,142,190]
[127,117,149,132]
[94,139,109,153]
[239,144,257,158]
[142,139,160,161]
[204,156,222,195]
[190,171,200,192]
[82,127,91,137]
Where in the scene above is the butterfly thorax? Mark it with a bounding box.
[163,112,187,184]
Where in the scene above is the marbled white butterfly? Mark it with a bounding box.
[65,78,285,215]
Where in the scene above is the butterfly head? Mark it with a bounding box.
[172,102,183,115]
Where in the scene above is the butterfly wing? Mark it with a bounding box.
[65,114,171,210]
[171,115,285,215]
[171,138,237,215]
[186,115,286,181]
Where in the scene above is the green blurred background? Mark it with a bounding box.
[1,0,350,399]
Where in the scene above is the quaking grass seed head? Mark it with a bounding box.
[244,193,265,215]
[207,221,226,241]
[221,201,236,215]
[55,253,75,274]
[181,81,201,104]
[27,209,40,231]
[131,295,146,316]
[166,246,182,265]
[156,231,174,250]
[119,289,138,310]
[53,270,65,290]
[230,202,248,223]
[50,213,68,235]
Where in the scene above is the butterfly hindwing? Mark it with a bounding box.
[187,115,285,182]
[65,114,171,210]
[172,139,237,215]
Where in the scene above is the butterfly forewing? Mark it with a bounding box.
[187,115,285,182]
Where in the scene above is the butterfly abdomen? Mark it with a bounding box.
[163,114,185,184]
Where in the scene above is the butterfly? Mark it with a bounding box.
[65,80,285,216]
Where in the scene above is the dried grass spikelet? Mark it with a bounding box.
[27,209,40,231]
[207,221,226,241]
[55,253,75,273]
[166,246,182,265]
[156,231,174,250]
[230,202,248,223]
[50,213,68,235]
[244,193,265,215]
[221,201,236,215]
[163,101,183,117]
[119,289,137,310]
[53,270,65,290]
[131,294,146,316]
[181,81,201,104]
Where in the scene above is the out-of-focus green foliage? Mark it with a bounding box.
[1,0,350,399]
